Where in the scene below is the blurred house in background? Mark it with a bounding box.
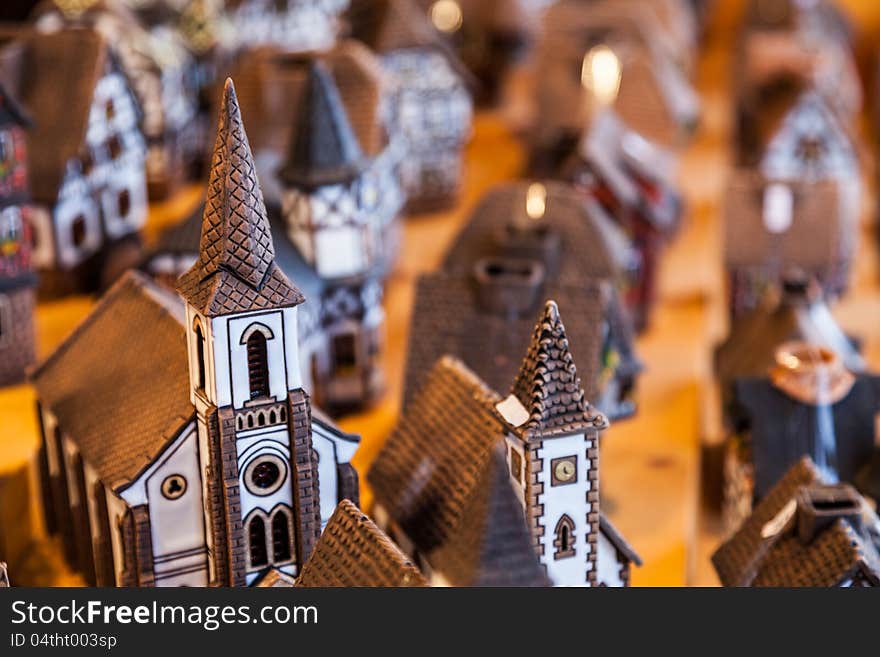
[348,0,473,213]
[1,28,148,296]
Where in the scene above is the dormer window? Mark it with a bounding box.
[118,189,131,219]
[247,331,270,399]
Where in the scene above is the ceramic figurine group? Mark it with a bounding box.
[3,0,880,589]
[706,0,880,587]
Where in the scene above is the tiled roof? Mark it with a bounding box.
[30,271,193,492]
[295,500,427,587]
[428,444,549,586]
[403,272,619,412]
[709,457,880,587]
[176,78,304,316]
[599,514,643,566]
[443,181,623,283]
[368,356,505,553]
[277,59,367,188]
[510,300,606,436]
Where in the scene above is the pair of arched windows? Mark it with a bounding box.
[247,507,294,569]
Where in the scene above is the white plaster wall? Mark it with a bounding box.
[53,175,102,268]
[312,422,359,527]
[144,424,207,586]
[596,531,626,588]
[537,433,592,587]
[314,226,365,278]
[101,159,148,239]
[105,492,128,586]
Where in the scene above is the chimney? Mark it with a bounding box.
[795,484,862,545]
[494,183,562,277]
[472,257,546,319]
[780,269,819,306]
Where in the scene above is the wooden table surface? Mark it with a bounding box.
[2,0,879,587]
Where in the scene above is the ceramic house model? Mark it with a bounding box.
[4,28,148,296]
[222,0,349,55]
[725,84,860,318]
[31,80,359,587]
[372,301,641,587]
[348,0,473,212]
[564,110,682,331]
[0,83,35,387]
[532,0,700,156]
[34,0,201,199]
[274,59,402,411]
[414,181,641,421]
[713,457,880,587]
[722,341,880,531]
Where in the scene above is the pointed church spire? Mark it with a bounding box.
[510,301,605,435]
[177,78,304,316]
[278,60,367,189]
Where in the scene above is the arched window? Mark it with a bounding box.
[553,515,576,560]
[246,331,269,399]
[271,510,292,563]
[248,515,268,568]
[194,321,206,392]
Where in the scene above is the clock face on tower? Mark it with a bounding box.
[551,456,578,486]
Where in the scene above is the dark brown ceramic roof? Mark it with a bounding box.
[428,444,549,586]
[15,27,110,202]
[405,272,605,408]
[747,518,879,587]
[277,59,367,189]
[368,356,505,553]
[511,301,606,436]
[295,500,427,587]
[712,457,820,585]
[176,79,304,317]
[30,271,194,492]
[599,514,643,566]
[443,181,621,283]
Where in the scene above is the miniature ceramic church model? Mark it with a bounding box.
[34,0,201,199]
[4,27,148,296]
[722,341,880,531]
[373,300,641,587]
[563,110,682,331]
[148,49,401,413]
[348,0,473,212]
[0,82,36,387]
[412,181,641,421]
[32,80,360,587]
[714,457,880,587]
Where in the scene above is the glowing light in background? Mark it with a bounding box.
[430,1,463,34]
[526,183,548,220]
[581,45,622,107]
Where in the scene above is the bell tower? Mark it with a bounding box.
[176,78,321,586]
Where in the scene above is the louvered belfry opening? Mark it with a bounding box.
[272,510,292,563]
[247,331,270,399]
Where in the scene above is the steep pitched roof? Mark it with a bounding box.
[599,514,642,566]
[712,457,822,586]
[277,59,367,189]
[403,271,622,412]
[15,27,111,202]
[443,181,624,283]
[176,78,304,317]
[429,444,549,586]
[295,500,427,587]
[713,458,880,586]
[368,356,505,553]
[30,271,194,492]
[510,301,606,437]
